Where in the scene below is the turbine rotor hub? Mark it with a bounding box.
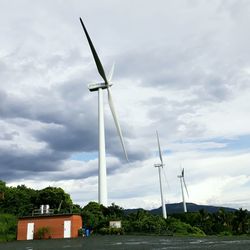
[88,82,113,92]
[154,163,164,168]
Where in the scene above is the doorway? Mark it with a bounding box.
[27,223,34,240]
[64,220,71,238]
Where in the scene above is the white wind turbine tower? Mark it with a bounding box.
[79,18,128,207]
[154,131,167,219]
[177,168,189,213]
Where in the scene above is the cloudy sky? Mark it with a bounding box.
[1,0,250,210]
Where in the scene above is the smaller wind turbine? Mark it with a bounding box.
[177,168,189,213]
[154,131,167,219]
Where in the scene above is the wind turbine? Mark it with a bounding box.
[177,168,189,213]
[79,18,128,207]
[154,131,167,219]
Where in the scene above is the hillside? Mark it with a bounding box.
[125,202,237,215]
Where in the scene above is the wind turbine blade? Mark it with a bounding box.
[182,168,184,177]
[79,18,108,84]
[107,87,128,161]
[156,131,163,165]
[183,177,189,197]
[108,62,115,82]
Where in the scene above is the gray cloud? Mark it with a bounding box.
[0,146,68,181]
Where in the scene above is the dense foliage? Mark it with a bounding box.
[81,202,205,236]
[0,180,250,241]
[172,208,250,235]
[0,180,74,216]
[80,203,250,236]
[0,213,17,242]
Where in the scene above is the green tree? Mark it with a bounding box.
[233,208,249,234]
[195,209,213,234]
[107,203,124,219]
[81,202,107,230]
[211,208,233,235]
[36,187,73,212]
[71,204,82,213]
[0,184,37,216]
[0,181,6,199]
[0,214,17,242]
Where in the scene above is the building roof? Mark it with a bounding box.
[18,213,81,220]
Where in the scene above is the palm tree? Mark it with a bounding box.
[233,208,249,234]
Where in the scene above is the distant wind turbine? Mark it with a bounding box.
[154,131,167,219]
[79,18,128,207]
[177,168,189,213]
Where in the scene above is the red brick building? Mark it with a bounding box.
[17,214,82,240]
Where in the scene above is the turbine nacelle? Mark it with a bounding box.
[88,82,113,92]
[178,168,184,178]
[154,163,164,168]
[178,167,189,198]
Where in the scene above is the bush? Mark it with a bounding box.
[78,228,84,236]
[36,227,51,239]
[166,218,205,236]
[218,231,233,236]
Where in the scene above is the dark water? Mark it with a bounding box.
[1,235,250,250]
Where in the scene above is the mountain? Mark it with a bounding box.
[125,202,237,215]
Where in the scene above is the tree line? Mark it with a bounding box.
[81,202,250,236]
[0,180,249,241]
[173,207,250,235]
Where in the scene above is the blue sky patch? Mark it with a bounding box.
[209,135,250,151]
[176,134,250,152]
[70,152,98,161]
